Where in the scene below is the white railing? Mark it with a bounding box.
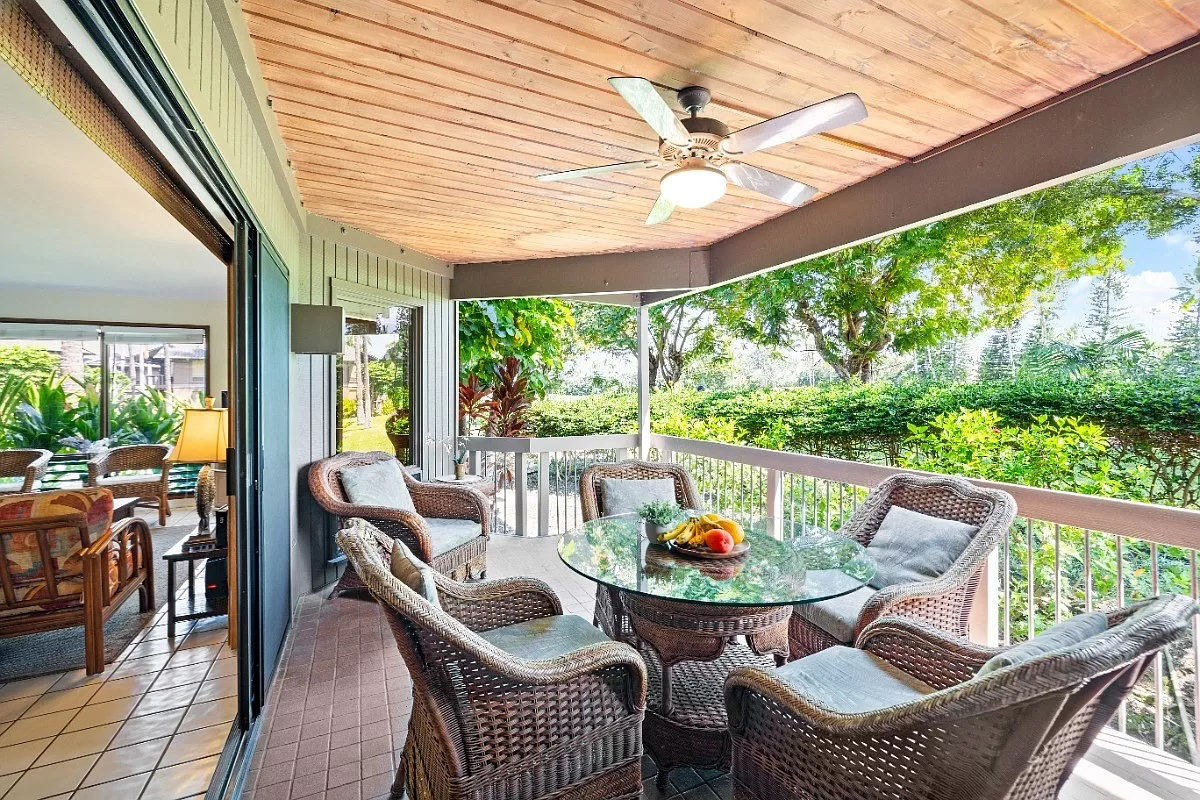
[462,432,1200,764]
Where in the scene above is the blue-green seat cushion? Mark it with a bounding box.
[867,506,979,589]
[793,585,875,643]
[977,611,1108,677]
[425,517,483,556]
[339,459,416,514]
[389,539,440,608]
[478,614,612,661]
[600,477,676,517]
[777,645,935,714]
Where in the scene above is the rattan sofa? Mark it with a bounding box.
[337,519,647,800]
[579,459,702,640]
[87,444,172,526]
[0,448,51,493]
[790,473,1016,660]
[727,596,1197,800]
[310,451,489,593]
[0,488,155,674]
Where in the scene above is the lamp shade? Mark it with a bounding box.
[168,398,229,464]
[660,162,727,209]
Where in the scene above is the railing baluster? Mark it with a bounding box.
[1026,516,1035,640]
[1083,530,1092,614]
[1117,535,1127,734]
[1001,523,1011,647]
[1054,523,1062,625]
[1152,542,1163,750]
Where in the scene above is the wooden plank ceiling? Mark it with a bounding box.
[241,0,1200,264]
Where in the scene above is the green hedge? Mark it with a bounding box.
[528,376,1200,440]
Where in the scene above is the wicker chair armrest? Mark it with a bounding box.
[347,509,434,561]
[26,451,51,483]
[407,480,490,530]
[434,574,563,631]
[856,616,999,689]
[484,639,648,708]
[858,568,977,632]
[86,451,110,484]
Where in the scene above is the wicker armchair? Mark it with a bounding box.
[727,596,1198,800]
[310,451,489,593]
[0,489,155,674]
[790,473,1015,660]
[87,444,171,526]
[579,459,702,640]
[0,448,52,493]
[337,520,647,800]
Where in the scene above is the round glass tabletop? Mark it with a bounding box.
[556,514,875,607]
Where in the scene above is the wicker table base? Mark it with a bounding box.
[622,592,790,789]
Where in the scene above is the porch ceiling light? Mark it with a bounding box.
[659,162,726,209]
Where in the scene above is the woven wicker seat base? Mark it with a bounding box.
[639,642,776,789]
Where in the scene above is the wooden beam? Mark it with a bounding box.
[451,37,1200,300]
[449,249,710,299]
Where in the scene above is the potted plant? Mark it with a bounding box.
[385,409,411,462]
[638,499,683,538]
[442,438,470,480]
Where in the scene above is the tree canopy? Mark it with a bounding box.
[716,151,1199,381]
[458,299,575,397]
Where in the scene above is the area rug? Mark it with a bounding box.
[0,523,194,681]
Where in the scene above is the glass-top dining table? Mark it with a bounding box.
[557,513,875,787]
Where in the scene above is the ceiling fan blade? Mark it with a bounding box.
[537,160,659,182]
[609,77,692,148]
[722,163,818,206]
[721,93,867,155]
[645,194,675,225]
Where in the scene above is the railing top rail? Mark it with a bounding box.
[463,433,639,454]
[650,434,1200,550]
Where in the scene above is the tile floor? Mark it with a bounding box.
[0,511,237,800]
[241,534,1200,800]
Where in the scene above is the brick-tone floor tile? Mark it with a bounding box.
[326,762,359,790]
[296,734,330,759]
[294,751,329,778]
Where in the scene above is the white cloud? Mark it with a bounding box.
[1058,271,1181,342]
[1162,232,1200,256]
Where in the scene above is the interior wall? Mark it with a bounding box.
[0,286,229,394]
[122,0,458,602]
[290,221,456,599]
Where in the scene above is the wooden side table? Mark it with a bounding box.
[162,533,228,637]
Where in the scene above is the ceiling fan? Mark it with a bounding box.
[537,77,867,225]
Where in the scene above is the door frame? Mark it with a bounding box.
[33,1,290,796]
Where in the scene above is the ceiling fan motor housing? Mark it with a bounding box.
[659,115,730,162]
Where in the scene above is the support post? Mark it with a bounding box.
[637,303,651,459]
[969,550,1000,646]
[514,451,528,537]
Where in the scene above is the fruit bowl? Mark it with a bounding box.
[654,513,749,560]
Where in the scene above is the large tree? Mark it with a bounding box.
[458,299,574,397]
[719,149,1199,381]
[572,296,728,389]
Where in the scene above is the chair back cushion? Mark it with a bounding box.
[340,458,416,513]
[867,505,978,589]
[977,611,1109,677]
[390,539,440,608]
[600,477,677,517]
[0,489,113,613]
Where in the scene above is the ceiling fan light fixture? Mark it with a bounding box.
[659,162,726,209]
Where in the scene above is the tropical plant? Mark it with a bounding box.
[0,374,29,442]
[113,388,183,444]
[7,377,86,452]
[486,357,532,437]
[457,375,494,436]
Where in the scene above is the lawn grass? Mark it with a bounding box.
[342,412,393,454]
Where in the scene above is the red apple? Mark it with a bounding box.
[704,529,735,554]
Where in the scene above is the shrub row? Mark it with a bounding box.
[527,376,1200,441]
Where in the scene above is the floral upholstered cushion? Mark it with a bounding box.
[0,489,113,614]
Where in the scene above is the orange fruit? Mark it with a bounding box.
[716,518,744,544]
